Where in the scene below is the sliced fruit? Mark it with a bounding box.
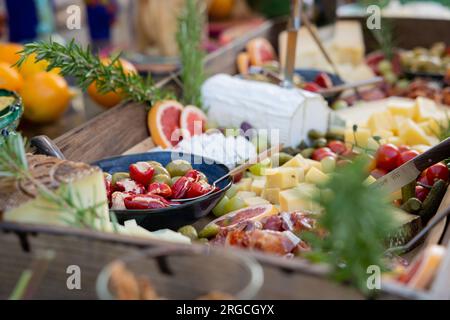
[0,62,23,91]
[180,105,207,139]
[148,100,184,148]
[314,72,333,88]
[209,204,278,229]
[246,38,276,66]
[237,52,250,75]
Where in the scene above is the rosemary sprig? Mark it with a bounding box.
[14,39,171,105]
[0,132,109,231]
[305,158,396,294]
[176,0,205,108]
[370,17,395,61]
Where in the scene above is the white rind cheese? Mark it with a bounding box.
[202,74,330,147]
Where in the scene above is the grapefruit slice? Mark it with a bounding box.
[210,204,278,230]
[180,105,207,139]
[148,100,184,148]
[246,38,276,66]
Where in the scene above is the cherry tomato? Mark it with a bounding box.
[415,185,429,202]
[417,174,431,187]
[312,147,337,161]
[375,144,400,172]
[370,168,388,179]
[426,163,449,183]
[396,150,420,167]
[327,140,347,155]
[398,145,411,153]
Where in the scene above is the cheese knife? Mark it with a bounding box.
[373,137,450,194]
[281,0,302,88]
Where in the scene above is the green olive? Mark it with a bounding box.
[198,223,220,239]
[312,138,327,148]
[111,172,129,185]
[171,176,182,185]
[154,165,170,177]
[152,174,172,185]
[177,225,198,240]
[274,152,293,167]
[165,159,193,177]
[308,129,324,140]
[301,148,315,159]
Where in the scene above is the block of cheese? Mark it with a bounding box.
[282,154,310,170]
[305,167,328,185]
[387,99,415,118]
[251,178,266,196]
[367,111,396,133]
[279,184,321,213]
[202,74,330,147]
[236,191,257,199]
[330,21,365,66]
[244,197,270,207]
[235,178,252,192]
[399,119,437,146]
[414,97,440,122]
[262,187,281,205]
[264,167,300,190]
[344,127,372,148]
[1,155,109,227]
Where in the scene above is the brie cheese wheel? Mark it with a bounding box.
[202,74,330,147]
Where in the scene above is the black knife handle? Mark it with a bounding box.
[30,135,66,160]
[413,137,450,172]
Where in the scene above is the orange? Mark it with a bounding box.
[87,58,137,109]
[0,62,24,91]
[147,100,184,148]
[0,43,24,65]
[180,105,206,139]
[208,0,235,20]
[20,72,73,123]
[18,53,60,79]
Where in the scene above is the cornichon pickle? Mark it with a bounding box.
[401,197,423,214]
[418,179,447,225]
[165,159,193,177]
[152,174,172,185]
[177,225,198,240]
[198,223,220,239]
[111,172,130,185]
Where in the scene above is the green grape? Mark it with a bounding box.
[212,196,229,217]
[223,196,247,213]
[321,156,336,174]
[225,184,238,198]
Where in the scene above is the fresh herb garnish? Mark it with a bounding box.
[306,158,396,294]
[14,40,171,106]
[176,0,205,108]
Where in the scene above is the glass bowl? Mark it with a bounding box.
[96,246,264,300]
[0,89,23,133]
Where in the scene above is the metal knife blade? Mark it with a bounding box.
[373,137,450,193]
[282,0,302,87]
[372,160,421,194]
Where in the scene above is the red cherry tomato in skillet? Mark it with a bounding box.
[426,163,449,184]
[396,150,419,167]
[375,144,400,172]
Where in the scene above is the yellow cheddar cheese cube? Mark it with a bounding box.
[367,110,395,133]
[305,159,322,172]
[235,178,252,192]
[414,97,438,122]
[295,167,305,183]
[262,187,281,204]
[399,119,435,146]
[305,167,329,185]
[373,129,394,139]
[244,196,270,207]
[282,154,310,170]
[385,136,405,147]
[251,178,266,196]
[387,100,415,118]
[265,167,300,190]
[345,127,372,148]
[279,184,320,213]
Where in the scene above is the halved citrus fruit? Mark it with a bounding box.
[148,100,184,148]
[246,38,276,66]
[208,204,278,230]
[180,105,207,139]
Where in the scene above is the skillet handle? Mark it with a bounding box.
[30,135,66,160]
